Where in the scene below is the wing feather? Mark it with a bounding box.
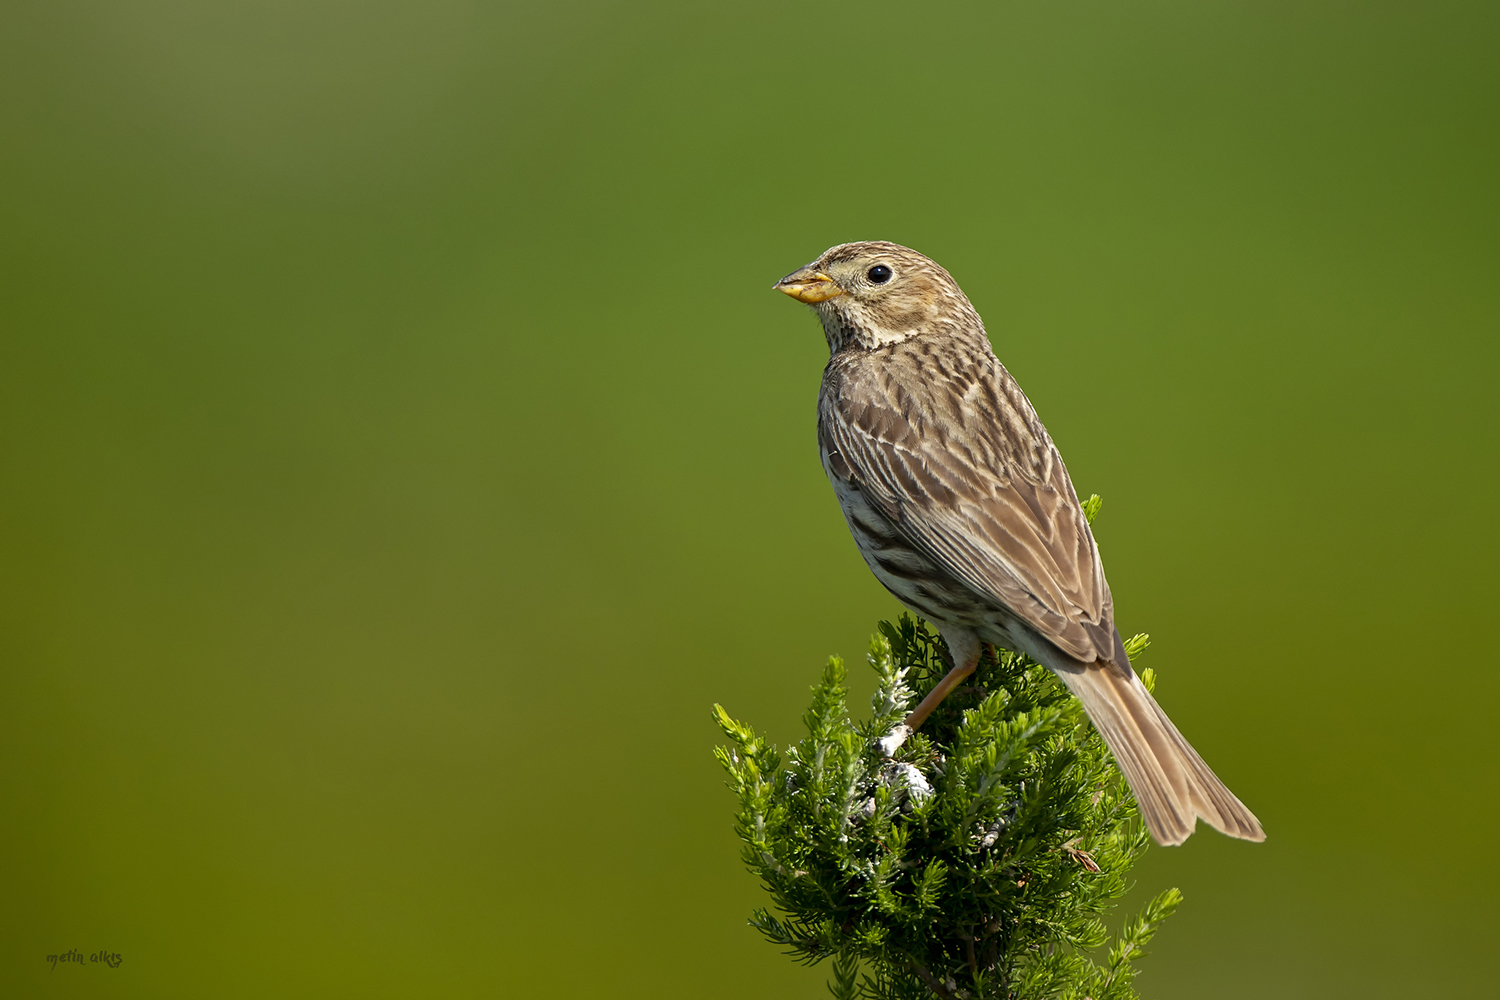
[820,350,1116,665]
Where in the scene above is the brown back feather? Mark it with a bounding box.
[818,338,1117,665]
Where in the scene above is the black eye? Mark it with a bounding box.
[867,264,892,284]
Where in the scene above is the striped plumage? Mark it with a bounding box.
[775,241,1264,847]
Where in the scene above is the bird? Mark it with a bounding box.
[773,241,1264,847]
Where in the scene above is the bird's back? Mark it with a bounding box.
[817,336,1120,669]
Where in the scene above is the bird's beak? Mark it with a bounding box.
[774,267,844,304]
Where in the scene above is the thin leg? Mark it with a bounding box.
[903,628,982,730]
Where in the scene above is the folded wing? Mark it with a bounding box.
[819,360,1118,666]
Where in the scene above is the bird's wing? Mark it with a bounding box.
[820,361,1117,665]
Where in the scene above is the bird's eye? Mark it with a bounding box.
[867,264,893,284]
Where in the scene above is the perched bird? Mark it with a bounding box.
[774,241,1264,846]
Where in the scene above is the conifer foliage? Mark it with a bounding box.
[713,519,1181,998]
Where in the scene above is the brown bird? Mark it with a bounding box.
[774,241,1264,847]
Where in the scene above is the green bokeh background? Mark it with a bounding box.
[3,1,1496,996]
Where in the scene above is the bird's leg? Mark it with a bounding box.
[903,628,982,730]
[902,659,978,729]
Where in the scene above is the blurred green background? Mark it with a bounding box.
[2,1,1496,996]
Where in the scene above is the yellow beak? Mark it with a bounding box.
[774,268,844,304]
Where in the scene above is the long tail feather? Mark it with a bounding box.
[1056,664,1265,846]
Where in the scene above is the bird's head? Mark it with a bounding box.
[774,241,984,353]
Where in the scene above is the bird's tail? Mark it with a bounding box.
[1055,663,1265,846]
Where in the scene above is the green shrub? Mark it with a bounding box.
[713,611,1180,1000]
